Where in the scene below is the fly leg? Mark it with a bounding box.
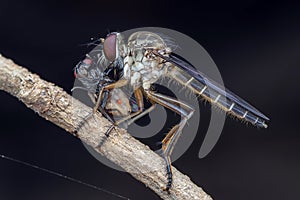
[74,79,128,138]
[143,89,194,193]
[126,104,156,126]
[87,90,115,124]
[94,79,129,113]
[96,87,146,147]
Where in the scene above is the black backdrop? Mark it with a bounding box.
[0,1,299,200]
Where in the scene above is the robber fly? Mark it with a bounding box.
[76,31,270,193]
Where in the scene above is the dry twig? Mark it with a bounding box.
[0,54,212,200]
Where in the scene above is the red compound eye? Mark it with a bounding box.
[116,99,122,105]
[103,33,117,62]
[83,58,92,65]
[73,69,77,78]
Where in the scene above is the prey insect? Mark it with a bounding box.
[72,51,149,143]
[73,55,132,123]
[75,31,270,193]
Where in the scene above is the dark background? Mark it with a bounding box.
[0,0,299,200]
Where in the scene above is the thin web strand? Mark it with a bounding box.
[0,154,130,200]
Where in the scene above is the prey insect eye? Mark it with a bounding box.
[74,58,92,78]
[83,58,93,65]
[103,33,117,62]
[73,68,78,78]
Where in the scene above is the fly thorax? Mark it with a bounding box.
[130,72,141,88]
[123,56,133,80]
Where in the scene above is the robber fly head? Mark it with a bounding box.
[102,32,127,62]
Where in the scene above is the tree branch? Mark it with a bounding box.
[0,54,213,200]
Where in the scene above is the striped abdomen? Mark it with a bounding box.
[167,68,269,128]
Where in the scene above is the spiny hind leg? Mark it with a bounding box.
[126,104,156,126]
[144,90,194,193]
